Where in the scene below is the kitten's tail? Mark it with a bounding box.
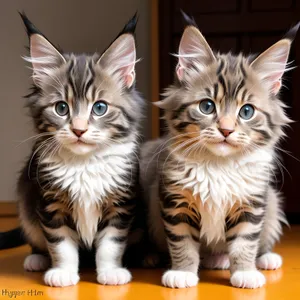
[0,227,26,250]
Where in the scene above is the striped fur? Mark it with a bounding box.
[140,20,298,289]
[18,13,143,287]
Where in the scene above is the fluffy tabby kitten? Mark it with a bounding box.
[16,13,143,287]
[140,16,299,289]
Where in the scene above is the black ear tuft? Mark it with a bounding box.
[19,11,42,37]
[119,12,138,36]
[284,21,300,41]
[181,10,198,28]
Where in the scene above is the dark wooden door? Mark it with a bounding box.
[158,0,300,223]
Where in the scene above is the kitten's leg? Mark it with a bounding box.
[43,228,80,287]
[160,189,201,288]
[226,202,265,289]
[96,201,133,285]
[19,197,50,272]
[257,188,285,270]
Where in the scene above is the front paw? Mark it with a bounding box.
[256,253,282,270]
[230,270,265,289]
[24,254,50,272]
[97,268,132,285]
[162,270,199,288]
[44,268,80,287]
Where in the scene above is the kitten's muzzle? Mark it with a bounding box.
[71,117,88,137]
[72,129,87,137]
[218,116,235,137]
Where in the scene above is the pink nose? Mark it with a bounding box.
[219,128,234,137]
[72,129,87,137]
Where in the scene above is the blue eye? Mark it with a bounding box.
[239,104,255,120]
[199,100,215,115]
[92,101,108,116]
[55,102,69,116]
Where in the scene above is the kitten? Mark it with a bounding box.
[140,15,299,289]
[17,13,143,287]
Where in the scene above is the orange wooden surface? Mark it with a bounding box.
[0,217,299,300]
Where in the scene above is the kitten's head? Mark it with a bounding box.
[21,12,142,156]
[157,15,299,159]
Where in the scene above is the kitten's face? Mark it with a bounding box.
[32,55,137,155]
[22,14,140,156]
[158,25,294,159]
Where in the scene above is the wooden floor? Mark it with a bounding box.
[0,217,299,300]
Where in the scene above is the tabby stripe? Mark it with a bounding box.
[241,88,248,101]
[67,60,78,98]
[175,122,191,132]
[248,200,266,209]
[114,105,134,124]
[205,88,212,98]
[252,128,271,140]
[44,231,64,244]
[236,212,263,225]
[213,83,219,99]
[84,77,94,99]
[262,111,275,129]
[217,58,225,75]
[218,75,226,94]
[234,79,245,99]
[227,231,260,242]
[165,228,186,242]
[40,218,63,229]
[162,212,200,231]
[171,103,190,120]
[226,212,263,231]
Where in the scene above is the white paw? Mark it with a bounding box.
[256,253,282,270]
[97,268,132,285]
[202,254,230,270]
[24,254,50,272]
[44,268,80,287]
[230,270,266,289]
[162,270,199,288]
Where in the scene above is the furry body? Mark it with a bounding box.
[17,13,143,287]
[140,17,298,289]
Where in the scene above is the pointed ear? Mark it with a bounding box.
[251,22,299,95]
[97,14,138,88]
[176,25,215,81]
[98,34,136,88]
[20,12,65,84]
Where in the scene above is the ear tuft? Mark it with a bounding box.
[20,12,65,85]
[97,14,138,89]
[119,12,138,36]
[176,25,215,81]
[19,11,41,37]
[181,11,198,28]
[251,22,299,95]
[284,22,300,42]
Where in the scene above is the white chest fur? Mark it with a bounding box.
[42,143,134,247]
[173,149,273,244]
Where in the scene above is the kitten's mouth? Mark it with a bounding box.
[76,140,88,144]
[73,139,95,146]
[218,140,238,148]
